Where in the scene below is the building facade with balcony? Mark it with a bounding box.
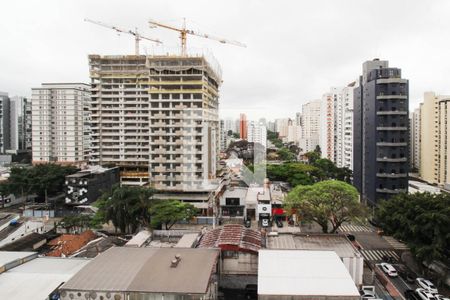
[31,83,90,166]
[89,55,221,189]
[353,59,409,206]
[420,92,450,187]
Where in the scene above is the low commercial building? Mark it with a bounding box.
[198,224,261,289]
[60,247,219,300]
[267,233,363,286]
[220,187,248,218]
[258,250,360,300]
[65,166,119,205]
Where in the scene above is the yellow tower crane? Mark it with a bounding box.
[85,18,162,55]
[148,18,246,56]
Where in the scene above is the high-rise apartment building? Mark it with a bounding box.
[286,124,302,145]
[410,107,421,171]
[320,87,343,164]
[31,83,90,165]
[342,82,356,170]
[0,92,11,153]
[420,92,450,187]
[223,118,237,133]
[353,59,409,206]
[275,118,290,138]
[295,112,302,126]
[239,113,248,140]
[9,96,32,153]
[267,121,276,132]
[320,83,357,169]
[300,99,321,153]
[247,121,267,148]
[89,54,221,190]
[219,119,228,151]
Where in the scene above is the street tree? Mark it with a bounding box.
[277,147,296,161]
[93,185,156,233]
[149,199,198,230]
[376,192,450,265]
[284,180,366,233]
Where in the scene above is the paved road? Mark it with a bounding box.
[375,263,415,297]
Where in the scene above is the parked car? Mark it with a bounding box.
[416,278,438,294]
[276,219,283,228]
[398,269,416,283]
[416,288,437,300]
[404,289,422,300]
[380,262,398,277]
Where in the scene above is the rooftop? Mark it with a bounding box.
[0,251,36,273]
[0,257,90,299]
[222,187,248,199]
[47,230,97,257]
[258,250,360,297]
[61,247,219,294]
[125,230,151,248]
[198,224,262,253]
[267,233,360,258]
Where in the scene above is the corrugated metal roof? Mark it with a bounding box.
[268,233,359,258]
[174,233,199,248]
[125,230,151,247]
[258,250,360,297]
[198,224,261,253]
[61,247,219,294]
[47,230,97,257]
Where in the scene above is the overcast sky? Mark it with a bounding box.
[1,0,450,120]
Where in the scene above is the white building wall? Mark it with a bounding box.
[247,121,267,148]
[286,125,302,145]
[275,118,290,138]
[342,82,356,170]
[300,99,321,153]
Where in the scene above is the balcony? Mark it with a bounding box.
[376,111,408,115]
[154,166,166,172]
[376,157,407,162]
[155,175,166,181]
[376,142,408,147]
[376,173,407,178]
[376,95,408,100]
[376,188,407,194]
[376,126,407,131]
[376,78,408,84]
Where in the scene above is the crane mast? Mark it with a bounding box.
[149,18,246,56]
[85,18,162,55]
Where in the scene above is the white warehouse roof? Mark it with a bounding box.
[0,257,90,299]
[258,250,360,298]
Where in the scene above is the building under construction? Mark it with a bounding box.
[89,54,221,190]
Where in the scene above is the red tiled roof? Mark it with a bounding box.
[198,224,261,253]
[46,230,97,257]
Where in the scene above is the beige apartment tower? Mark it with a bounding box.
[31,83,90,166]
[89,55,221,190]
[420,92,450,187]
